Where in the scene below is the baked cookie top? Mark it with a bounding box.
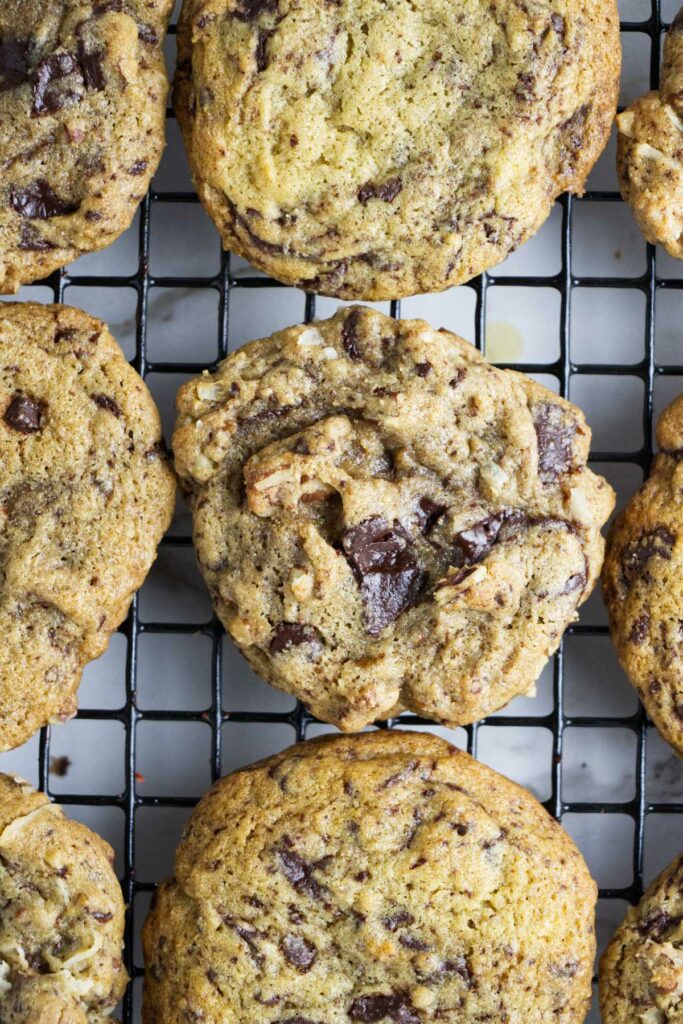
[603,393,683,757]
[616,9,683,259]
[174,0,620,299]
[0,0,173,294]
[174,306,614,731]
[0,302,176,751]
[0,772,127,1023]
[142,730,597,1024]
[600,853,683,1023]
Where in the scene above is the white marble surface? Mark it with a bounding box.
[2,1,683,1019]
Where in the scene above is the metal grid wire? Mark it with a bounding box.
[13,0,683,1018]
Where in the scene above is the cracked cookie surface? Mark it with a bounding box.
[616,9,683,258]
[142,730,597,1024]
[600,852,683,1023]
[174,0,620,299]
[602,393,683,757]
[173,305,614,731]
[0,772,127,1023]
[0,0,173,293]
[0,302,176,751]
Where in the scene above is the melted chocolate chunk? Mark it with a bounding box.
[358,177,402,205]
[621,527,676,587]
[640,907,678,939]
[255,29,272,70]
[348,991,419,1023]
[233,0,278,20]
[270,623,322,657]
[78,42,106,92]
[0,37,31,92]
[415,496,446,534]
[383,909,415,931]
[342,309,362,360]
[342,517,427,636]
[277,848,327,901]
[3,393,45,433]
[92,393,122,417]
[31,52,80,115]
[414,361,432,377]
[280,933,317,972]
[451,510,525,567]
[10,180,76,220]
[533,403,576,482]
[18,223,56,251]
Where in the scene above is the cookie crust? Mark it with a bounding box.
[174,305,614,731]
[0,302,176,750]
[0,0,173,293]
[603,392,683,757]
[143,730,597,1024]
[0,772,128,1023]
[174,0,620,299]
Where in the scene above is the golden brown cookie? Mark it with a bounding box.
[0,302,176,751]
[602,393,683,757]
[0,0,173,293]
[600,852,683,1023]
[173,305,614,731]
[0,772,128,1023]
[174,0,620,299]
[616,9,683,258]
[143,730,598,1024]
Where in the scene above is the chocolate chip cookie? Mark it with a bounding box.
[616,9,683,259]
[0,302,176,751]
[173,305,614,731]
[0,772,128,1022]
[600,852,683,1023]
[173,0,620,299]
[0,0,173,294]
[602,393,683,757]
[143,730,597,1024]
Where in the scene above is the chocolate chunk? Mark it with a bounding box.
[90,909,113,922]
[281,933,317,972]
[270,623,322,657]
[255,29,272,70]
[128,159,148,175]
[92,394,122,416]
[342,309,362,360]
[449,368,466,388]
[398,934,429,951]
[31,52,81,115]
[551,13,565,32]
[358,177,402,205]
[342,517,427,636]
[277,848,327,901]
[451,510,522,567]
[3,393,46,433]
[558,105,590,174]
[348,991,419,1023]
[233,0,278,21]
[630,613,650,645]
[383,909,415,931]
[415,496,446,534]
[640,907,677,939]
[621,527,676,587]
[556,571,586,596]
[414,362,432,377]
[533,403,576,481]
[78,43,106,91]
[10,180,77,219]
[138,24,159,44]
[18,223,56,251]
[0,37,31,92]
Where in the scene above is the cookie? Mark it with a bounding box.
[142,730,597,1024]
[602,393,683,757]
[616,9,683,258]
[0,772,128,1022]
[0,302,176,751]
[0,0,173,294]
[173,305,615,731]
[173,0,620,299]
[600,852,683,1023]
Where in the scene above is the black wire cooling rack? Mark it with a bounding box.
[7,0,683,1019]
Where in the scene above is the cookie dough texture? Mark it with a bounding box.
[600,852,683,1023]
[603,393,683,757]
[143,731,597,1024]
[0,302,176,751]
[0,772,127,1023]
[616,9,683,258]
[174,0,620,299]
[0,0,173,294]
[174,306,615,731]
